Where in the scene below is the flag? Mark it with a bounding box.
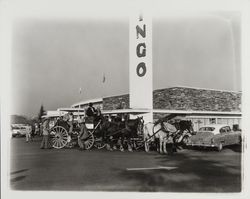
[102,73,106,83]
[79,87,82,94]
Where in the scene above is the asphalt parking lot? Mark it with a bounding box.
[10,136,242,192]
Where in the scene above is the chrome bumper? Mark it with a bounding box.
[186,143,217,147]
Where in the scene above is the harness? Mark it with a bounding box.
[104,118,143,138]
[145,122,170,143]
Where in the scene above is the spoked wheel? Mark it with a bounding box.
[80,131,95,150]
[50,126,68,149]
[94,137,107,149]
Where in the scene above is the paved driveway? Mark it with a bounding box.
[10,137,242,192]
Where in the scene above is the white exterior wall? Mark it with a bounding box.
[189,116,242,131]
[72,102,103,110]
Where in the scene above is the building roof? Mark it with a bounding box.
[102,109,241,116]
[153,109,241,116]
[71,86,241,113]
[57,107,85,112]
[42,110,68,118]
[71,98,103,108]
[160,85,242,93]
[102,109,150,115]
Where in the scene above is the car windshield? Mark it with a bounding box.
[12,127,20,130]
[199,127,215,132]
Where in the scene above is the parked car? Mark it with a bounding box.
[186,124,241,151]
[11,124,30,137]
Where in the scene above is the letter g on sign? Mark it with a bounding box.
[136,62,146,77]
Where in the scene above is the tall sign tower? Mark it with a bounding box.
[129,13,153,123]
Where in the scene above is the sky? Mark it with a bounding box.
[11,12,241,117]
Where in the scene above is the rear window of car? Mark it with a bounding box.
[199,127,215,132]
[20,127,26,129]
[220,126,231,133]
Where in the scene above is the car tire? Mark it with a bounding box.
[217,142,223,152]
[238,136,242,145]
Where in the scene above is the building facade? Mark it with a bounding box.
[71,98,103,110]
[71,86,242,131]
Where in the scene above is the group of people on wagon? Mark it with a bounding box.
[40,102,102,150]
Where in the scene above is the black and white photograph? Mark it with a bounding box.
[1,0,250,198]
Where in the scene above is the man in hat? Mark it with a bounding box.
[40,118,50,149]
[68,112,74,135]
[86,102,97,117]
[77,117,89,150]
[25,125,32,142]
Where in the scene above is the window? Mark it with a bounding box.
[225,126,231,132]
[199,127,215,132]
[209,118,216,124]
[220,127,227,133]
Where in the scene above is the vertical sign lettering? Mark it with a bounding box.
[129,13,153,123]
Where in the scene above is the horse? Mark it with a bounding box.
[124,116,144,151]
[171,120,194,133]
[98,116,144,151]
[99,117,126,151]
[143,121,177,154]
[169,120,194,146]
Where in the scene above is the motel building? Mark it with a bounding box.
[51,16,241,132]
[70,86,242,132]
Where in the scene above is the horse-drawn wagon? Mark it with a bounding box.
[42,109,145,151]
[42,109,95,149]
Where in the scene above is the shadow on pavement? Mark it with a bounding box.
[118,152,241,192]
[10,175,27,183]
[10,169,29,175]
[224,145,242,153]
[186,145,242,153]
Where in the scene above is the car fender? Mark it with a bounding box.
[213,134,225,146]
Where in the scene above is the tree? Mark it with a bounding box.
[38,104,46,121]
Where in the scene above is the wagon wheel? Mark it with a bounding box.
[80,131,95,150]
[94,137,107,149]
[50,126,68,149]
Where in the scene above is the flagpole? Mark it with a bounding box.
[102,73,106,111]
[78,87,82,117]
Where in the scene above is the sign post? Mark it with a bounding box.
[129,12,153,123]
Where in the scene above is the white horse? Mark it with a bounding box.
[143,121,177,154]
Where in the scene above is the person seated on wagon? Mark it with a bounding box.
[94,106,102,124]
[86,102,97,123]
[86,103,97,116]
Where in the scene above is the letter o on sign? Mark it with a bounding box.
[136,62,146,77]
